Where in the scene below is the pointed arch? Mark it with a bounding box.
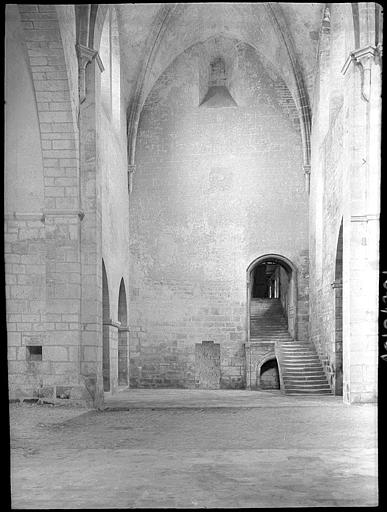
[247,254,298,340]
[118,277,129,387]
[256,353,282,390]
[118,278,127,327]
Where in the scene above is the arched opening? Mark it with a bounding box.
[334,220,343,395]
[247,254,297,342]
[102,260,110,392]
[257,356,280,390]
[118,278,129,387]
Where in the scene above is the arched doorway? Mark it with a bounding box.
[257,356,281,390]
[333,221,343,395]
[247,254,297,342]
[118,278,129,387]
[102,260,110,392]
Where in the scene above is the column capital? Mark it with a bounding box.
[341,45,382,102]
[303,164,311,194]
[341,45,379,75]
[76,44,104,72]
[103,319,121,329]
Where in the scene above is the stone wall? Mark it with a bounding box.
[5,4,86,402]
[100,8,130,393]
[129,36,309,388]
[308,3,381,402]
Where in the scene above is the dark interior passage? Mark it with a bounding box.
[259,359,280,389]
[249,256,294,341]
[252,262,288,300]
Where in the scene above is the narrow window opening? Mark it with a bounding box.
[27,346,42,361]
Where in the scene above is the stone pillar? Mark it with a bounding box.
[102,320,119,393]
[118,327,130,387]
[9,5,85,403]
[77,45,105,407]
[331,279,343,395]
[341,44,381,403]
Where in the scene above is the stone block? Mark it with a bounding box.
[44,346,69,362]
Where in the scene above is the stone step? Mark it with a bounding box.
[282,375,327,384]
[279,350,318,355]
[278,350,319,355]
[278,343,315,347]
[250,316,285,320]
[285,390,332,395]
[283,381,331,388]
[253,326,288,330]
[282,370,328,375]
[279,344,316,347]
[283,376,327,381]
[252,329,289,333]
[285,385,331,390]
[279,354,320,362]
[284,384,330,390]
[250,313,285,316]
[279,354,319,358]
[252,339,292,342]
[252,324,286,326]
[252,332,290,335]
[252,333,288,336]
[251,326,288,330]
[250,323,287,326]
[280,365,324,370]
[250,315,284,317]
[279,359,322,364]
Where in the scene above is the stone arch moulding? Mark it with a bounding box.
[126,3,312,194]
[246,254,298,340]
[256,353,283,391]
[126,3,179,192]
[75,4,109,50]
[264,3,311,192]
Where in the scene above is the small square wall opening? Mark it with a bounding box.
[27,346,42,361]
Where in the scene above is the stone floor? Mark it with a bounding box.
[10,389,378,508]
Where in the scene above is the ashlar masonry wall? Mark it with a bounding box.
[5,4,85,401]
[129,37,309,388]
[308,3,381,402]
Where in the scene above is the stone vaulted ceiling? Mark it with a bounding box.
[116,2,325,111]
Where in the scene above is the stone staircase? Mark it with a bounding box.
[250,299,292,343]
[276,341,332,395]
[250,299,332,395]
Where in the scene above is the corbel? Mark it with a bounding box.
[341,45,382,102]
[76,44,105,104]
